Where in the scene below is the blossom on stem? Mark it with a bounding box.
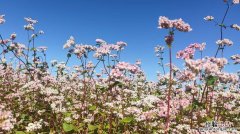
[216,38,233,46]
[231,24,240,31]
[10,33,17,40]
[63,36,75,49]
[165,35,174,46]
[155,45,164,53]
[176,43,205,59]
[158,16,192,32]
[204,16,214,21]
[231,54,240,64]
[24,17,38,24]
[96,38,106,45]
[233,0,240,4]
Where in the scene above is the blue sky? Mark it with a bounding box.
[0,0,240,80]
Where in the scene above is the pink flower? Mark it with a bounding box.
[158,16,173,29]
[158,16,192,32]
[177,70,196,81]
[165,35,174,45]
[176,43,205,59]
[172,18,192,32]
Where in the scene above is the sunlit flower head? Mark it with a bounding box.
[216,38,233,46]
[204,16,214,21]
[231,24,240,31]
[10,33,17,40]
[24,17,38,24]
[233,0,240,4]
[63,36,75,49]
[158,16,192,32]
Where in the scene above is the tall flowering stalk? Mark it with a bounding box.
[204,0,239,57]
[158,16,192,133]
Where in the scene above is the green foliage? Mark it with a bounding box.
[15,131,26,134]
[206,75,218,86]
[63,123,75,132]
[89,105,97,111]
[120,117,134,124]
[88,124,98,131]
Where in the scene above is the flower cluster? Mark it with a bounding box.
[216,38,233,46]
[233,0,240,4]
[63,36,75,49]
[231,54,240,64]
[110,62,141,80]
[24,17,38,31]
[204,16,214,21]
[0,106,16,131]
[176,43,205,59]
[231,24,240,31]
[158,16,192,32]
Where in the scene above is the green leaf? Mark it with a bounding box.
[63,123,74,132]
[63,112,72,117]
[89,105,97,111]
[120,117,133,123]
[20,114,27,119]
[15,131,26,134]
[88,124,98,131]
[112,121,116,127]
[206,75,217,86]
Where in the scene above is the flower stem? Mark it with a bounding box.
[165,45,172,134]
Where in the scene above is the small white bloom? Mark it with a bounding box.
[204,16,214,21]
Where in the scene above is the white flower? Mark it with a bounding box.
[25,120,42,132]
[216,38,233,46]
[142,95,160,108]
[63,36,75,49]
[72,114,80,119]
[1,58,6,63]
[24,17,38,24]
[96,38,106,45]
[39,30,44,34]
[24,24,34,31]
[64,117,72,123]
[233,0,240,4]
[231,24,240,31]
[204,16,214,21]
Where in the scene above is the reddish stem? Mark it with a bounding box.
[165,46,172,134]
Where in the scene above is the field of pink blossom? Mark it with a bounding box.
[0,0,240,134]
